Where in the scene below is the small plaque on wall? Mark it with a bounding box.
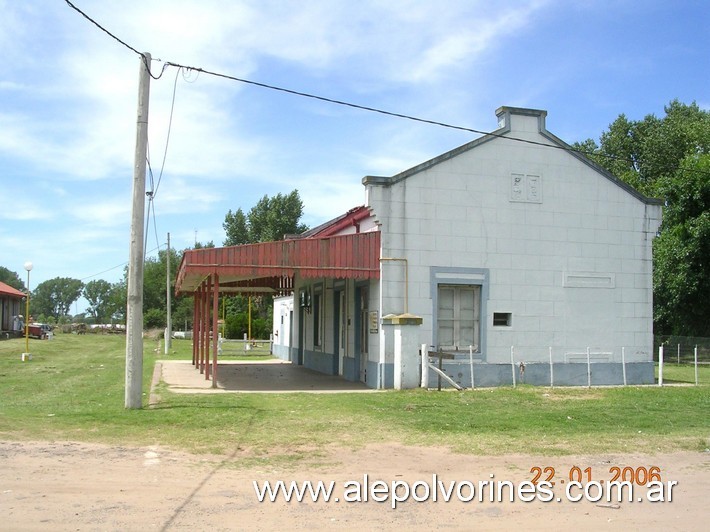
[511,173,542,203]
[369,311,379,333]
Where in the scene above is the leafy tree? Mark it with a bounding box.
[223,208,250,246]
[83,279,122,323]
[144,308,166,329]
[111,278,127,323]
[220,190,308,338]
[0,266,25,291]
[224,296,271,339]
[32,277,84,319]
[223,189,309,245]
[652,153,710,336]
[139,246,184,329]
[172,296,195,331]
[575,100,710,335]
[574,100,710,198]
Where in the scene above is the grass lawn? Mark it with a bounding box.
[1,333,708,465]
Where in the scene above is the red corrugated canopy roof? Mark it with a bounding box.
[176,231,380,295]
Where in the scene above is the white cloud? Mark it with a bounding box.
[68,196,131,228]
[150,176,223,215]
[298,174,367,224]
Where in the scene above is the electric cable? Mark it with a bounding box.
[64,0,710,180]
[153,67,180,199]
[80,244,162,282]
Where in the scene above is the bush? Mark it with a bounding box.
[225,313,248,339]
[144,308,165,329]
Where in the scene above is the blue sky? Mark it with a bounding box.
[1,0,708,313]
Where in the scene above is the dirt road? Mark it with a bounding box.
[1,441,707,531]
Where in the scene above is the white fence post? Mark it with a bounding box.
[677,343,681,365]
[658,345,664,386]
[469,345,475,390]
[510,346,516,388]
[549,347,554,388]
[421,343,428,389]
[621,347,627,386]
[586,346,591,388]
[694,345,699,386]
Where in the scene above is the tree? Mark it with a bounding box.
[139,246,185,329]
[32,277,84,319]
[221,190,308,338]
[574,100,710,198]
[223,294,272,339]
[83,279,122,323]
[222,208,249,246]
[652,153,710,336]
[575,100,710,335]
[111,278,127,323]
[0,266,25,291]
[223,189,309,245]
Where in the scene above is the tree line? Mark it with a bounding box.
[0,190,307,339]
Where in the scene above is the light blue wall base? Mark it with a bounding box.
[304,349,338,376]
[365,361,393,389]
[426,361,655,388]
[272,344,290,361]
[340,359,395,388]
[342,357,358,382]
[269,353,654,389]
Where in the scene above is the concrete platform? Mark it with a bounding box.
[156,359,373,394]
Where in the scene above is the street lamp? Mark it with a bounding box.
[23,261,33,360]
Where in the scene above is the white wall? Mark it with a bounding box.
[367,108,662,364]
[272,295,293,347]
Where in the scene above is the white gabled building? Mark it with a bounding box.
[362,106,662,387]
[177,106,663,388]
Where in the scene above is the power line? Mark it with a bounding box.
[160,61,710,179]
[144,154,161,261]
[80,245,162,282]
[153,67,181,198]
[59,1,584,149]
[64,0,168,79]
[64,0,710,179]
[65,0,140,56]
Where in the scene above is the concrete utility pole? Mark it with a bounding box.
[165,232,172,355]
[125,52,151,409]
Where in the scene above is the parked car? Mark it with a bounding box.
[28,323,52,339]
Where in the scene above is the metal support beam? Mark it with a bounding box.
[192,290,198,366]
[204,276,212,380]
[211,273,219,388]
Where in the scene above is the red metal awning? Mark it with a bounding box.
[176,231,381,295]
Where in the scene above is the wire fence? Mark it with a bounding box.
[423,340,710,389]
[653,335,710,363]
[653,335,710,385]
[218,338,273,358]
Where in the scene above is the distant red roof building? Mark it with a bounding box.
[0,281,26,332]
[0,281,26,299]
